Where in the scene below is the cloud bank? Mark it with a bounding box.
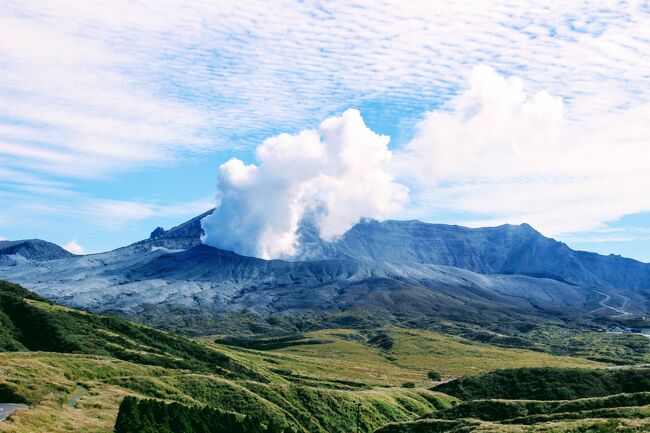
[401,65,650,238]
[201,109,408,259]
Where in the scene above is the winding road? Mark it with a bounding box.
[590,290,632,318]
[0,403,27,421]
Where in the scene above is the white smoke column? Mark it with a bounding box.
[62,239,85,255]
[201,109,409,259]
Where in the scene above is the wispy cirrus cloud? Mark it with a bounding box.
[1,0,649,255]
[9,194,214,231]
[3,0,648,178]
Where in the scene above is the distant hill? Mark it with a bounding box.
[0,239,73,261]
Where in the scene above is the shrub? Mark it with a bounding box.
[114,396,280,433]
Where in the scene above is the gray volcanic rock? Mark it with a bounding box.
[132,209,214,252]
[0,239,74,261]
[0,244,594,321]
[150,227,165,238]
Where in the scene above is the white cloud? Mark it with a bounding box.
[62,239,85,255]
[0,9,207,180]
[88,198,214,229]
[0,235,6,241]
[401,65,564,183]
[561,227,650,245]
[201,109,408,259]
[2,1,650,251]
[400,65,650,238]
[3,1,649,180]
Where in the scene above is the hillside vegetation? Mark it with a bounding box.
[0,281,261,379]
[3,280,650,433]
[114,396,271,433]
[379,368,650,433]
[434,367,650,400]
[0,281,454,433]
[0,351,454,433]
[207,328,601,387]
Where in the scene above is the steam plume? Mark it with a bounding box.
[201,109,408,259]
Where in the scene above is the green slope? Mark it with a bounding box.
[378,367,650,433]
[4,280,650,433]
[0,280,261,380]
[433,367,650,400]
[0,281,454,433]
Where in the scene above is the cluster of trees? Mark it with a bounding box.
[114,397,292,433]
[216,333,328,351]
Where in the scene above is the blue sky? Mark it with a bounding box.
[1,0,650,261]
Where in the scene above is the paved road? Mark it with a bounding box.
[0,403,28,421]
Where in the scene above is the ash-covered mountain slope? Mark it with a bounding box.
[145,212,650,290]
[0,243,593,322]
[298,219,650,290]
[1,212,649,323]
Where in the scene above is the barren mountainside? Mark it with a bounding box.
[1,213,649,325]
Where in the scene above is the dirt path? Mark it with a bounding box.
[590,290,632,317]
[66,385,88,408]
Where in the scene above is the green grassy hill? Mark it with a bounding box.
[3,280,650,433]
[0,281,453,433]
[205,328,602,388]
[433,367,650,400]
[377,368,650,433]
[0,280,262,380]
